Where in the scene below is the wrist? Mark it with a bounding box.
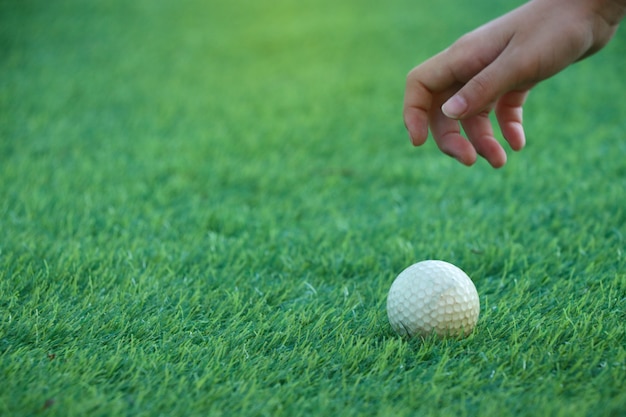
[535,0,626,24]
[588,0,626,25]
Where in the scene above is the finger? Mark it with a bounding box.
[403,82,430,146]
[495,90,530,151]
[429,107,477,166]
[460,111,507,168]
[403,53,462,146]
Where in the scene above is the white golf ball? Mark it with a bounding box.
[387,260,480,338]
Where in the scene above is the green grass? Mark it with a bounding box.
[1,0,625,415]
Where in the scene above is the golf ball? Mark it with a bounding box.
[387,260,480,338]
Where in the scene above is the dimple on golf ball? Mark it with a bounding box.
[387,260,480,338]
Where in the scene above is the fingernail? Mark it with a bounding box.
[442,95,467,119]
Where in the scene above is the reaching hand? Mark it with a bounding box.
[403,0,625,168]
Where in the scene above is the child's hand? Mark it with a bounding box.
[403,0,625,168]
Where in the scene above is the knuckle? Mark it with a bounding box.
[449,33,474,54]
[406,67,419,83]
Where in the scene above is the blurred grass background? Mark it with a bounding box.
[1,0,625,416]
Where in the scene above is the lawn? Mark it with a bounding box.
[1,0,625,416]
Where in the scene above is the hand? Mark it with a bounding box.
[403,0,625,168]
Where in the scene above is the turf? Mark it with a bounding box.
[1,0,625,416]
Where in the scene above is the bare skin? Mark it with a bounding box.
[403,0,626,168]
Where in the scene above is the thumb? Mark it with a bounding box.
[441,53,528,119]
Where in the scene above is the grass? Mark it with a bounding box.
[1,0,625,415]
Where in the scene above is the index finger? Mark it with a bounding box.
[403,52,458,146]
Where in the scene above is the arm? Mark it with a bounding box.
[403,0,626,168]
